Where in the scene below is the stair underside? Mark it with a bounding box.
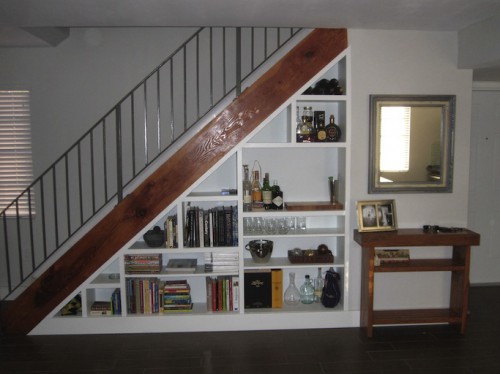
[2,28,348,335]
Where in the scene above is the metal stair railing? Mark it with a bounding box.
[0,27,302,301]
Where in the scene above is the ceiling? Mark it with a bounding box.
[1,0,500,79]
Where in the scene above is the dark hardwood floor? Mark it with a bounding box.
[1,285,499,373]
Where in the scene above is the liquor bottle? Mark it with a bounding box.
[314,267,324,303]
[251,170,263,210]
[314,111,327,142]
[300,275,315,304]
[301,106,315,142]
[271,180,283,210]
[295,106,306,143]
[326,114,342,142]
[242,165,252,212]
[262,172,272,210]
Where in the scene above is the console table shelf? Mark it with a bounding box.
[354,228,480,337]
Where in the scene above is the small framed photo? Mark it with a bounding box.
[356,200,397,232]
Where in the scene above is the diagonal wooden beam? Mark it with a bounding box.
[2,28,347,334]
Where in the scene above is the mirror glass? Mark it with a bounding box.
[369,95,455,193]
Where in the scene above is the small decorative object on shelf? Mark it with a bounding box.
[300,274,315,304]
[245,240,273,263]
[165,258,197,273]
[143,226,165,248]
[329,176,337,204]
[284,272,301,306]
[287,247,334,264]
[325,114,342,142]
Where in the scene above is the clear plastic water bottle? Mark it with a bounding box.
[300,275,315,304]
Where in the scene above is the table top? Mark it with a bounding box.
[353,228,480,247]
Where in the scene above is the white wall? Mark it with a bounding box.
[0,27,198,177]
[348,30,474,310]
[1,28,476,314]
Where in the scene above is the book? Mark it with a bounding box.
[244,270,272,309]
[90,301,112,316]
[374,249,410,266]
[271,269,283,308]
[165,258,197,273]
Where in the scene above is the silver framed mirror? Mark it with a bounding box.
[369,95,455,193]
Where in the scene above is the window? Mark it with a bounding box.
[379,106,411,172]
[0,90,34,216]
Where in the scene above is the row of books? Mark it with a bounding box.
[206,276,239,312]
[184,206,238,248]
[126,278,193,314]
[125,254,162,274]
[90,288,121,316]
[204,252,239,273]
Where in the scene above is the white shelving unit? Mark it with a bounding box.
[33,48,358,335]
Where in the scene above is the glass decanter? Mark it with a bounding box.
[300,274,315,304]
[284,272,301,305]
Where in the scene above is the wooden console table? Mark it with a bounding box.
[354,228,480,337]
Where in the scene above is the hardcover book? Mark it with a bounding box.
[244,270,272,309]
[165,259,197,273]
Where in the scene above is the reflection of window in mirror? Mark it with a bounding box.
[380,106,410,173]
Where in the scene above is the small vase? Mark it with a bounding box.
[284,272,301,305]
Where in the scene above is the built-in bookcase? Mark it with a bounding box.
[39,48,358,334]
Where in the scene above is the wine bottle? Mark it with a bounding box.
[251,170,263,211]
[301,106,315,142]
[326,114,342,142]
[242,165,252,212]
[262,173,272,210]
[271,180,283,210]
[296,106,305,143]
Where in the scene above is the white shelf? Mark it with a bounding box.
[243,257,343,269]
[297,94,348,102]
[125,265,238,278]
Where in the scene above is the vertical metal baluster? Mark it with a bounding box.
[40,177,47,259]
[64,153,71,237]
[183,45,187,130]
[169,60,174,142]
[251,27,255,71]
[131,92,136,177]
[103,120,108,202]
[236,27,241,96]
[223,28,227,94]
[143,82,148,164]
[2,212,12,293]
[52,166,59,248]
[156,71,161,153]
[28,188,35,270]
[77,142,83,225]
[15,200,23,281]
[90,129,96,214]
[265,27,268,58]
[115,105,123,202]
[209,28,213,107]
[196,33,200,118]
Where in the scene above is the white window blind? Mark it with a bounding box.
[0,90,34,216]
[380,106,411,172]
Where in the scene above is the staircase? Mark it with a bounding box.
[1,28,348,334]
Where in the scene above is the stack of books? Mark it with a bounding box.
[206,276,239,312]
[124,254,162,274]
[90,301,112,316]
[204,252,239,273]
[163,280,193,313]
[374,249,410,266]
